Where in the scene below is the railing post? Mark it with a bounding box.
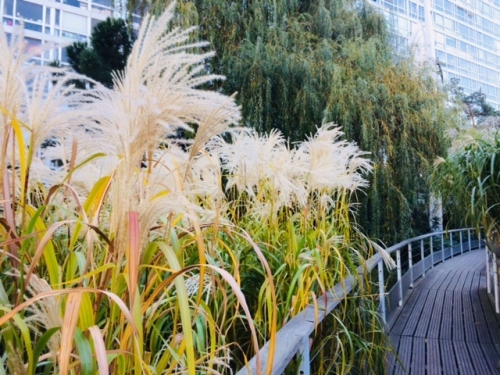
[441,233,445,263]
[468,229,471,252]
[297,336,310,375]
[484,232,492,294]
[494,253,499,314]
[421,239,425,277]
[409,243,414,287]
[450,232,454,258]
[378,261,386,323]
[430,235,434,268]
[396,249,403,306]
[460,230,464,255]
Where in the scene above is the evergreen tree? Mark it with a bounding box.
[67,18,134,88]
[144,0,454,244]
[462,90,500,127]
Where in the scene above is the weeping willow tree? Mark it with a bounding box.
[138,0,453,244]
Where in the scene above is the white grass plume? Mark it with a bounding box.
[78,2,239,256]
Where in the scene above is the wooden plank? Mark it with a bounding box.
[392,336,411,375]
[453,270,470,291]
[391,290,422,336]
[454,340,475,375]
[414,289,437,338]
[410,337,425,375]
[426,338,442,375]
[479,342,500,373]
[440,339,457,374]
[440,291,454,340]
[430,269,452,290]
[427,289,445,339]
[462,289,477,343]
[461,271,474,293]
[401,290,428,337]
[467,341,494,374]
[452,291,465,342]
[469,271,489,338]
[412,268,439,290]
[438,270,458,291]
[386,334,400,375]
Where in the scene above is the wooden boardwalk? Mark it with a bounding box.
[387,250,500,375]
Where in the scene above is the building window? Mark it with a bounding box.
[16,0,42,23]
[3,0,13,16]
[446,36,456,47]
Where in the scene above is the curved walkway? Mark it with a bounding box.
[387,250,500,374]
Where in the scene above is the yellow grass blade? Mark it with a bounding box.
[0,288,139,335]
[156,241,196,375]
[59,292,82,375]
[11,119,27,203]
[88,326,109,375]
[23,205,61,285]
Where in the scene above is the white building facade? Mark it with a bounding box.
[1,0,138,64]
[371,0,500,107]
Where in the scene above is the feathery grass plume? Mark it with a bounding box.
[23,273,62,356]
[210,128,307,218]
[210,123,371,220]
[83,1,239,259]
[298,123,372,194]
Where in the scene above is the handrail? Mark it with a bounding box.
[236,228,498,375]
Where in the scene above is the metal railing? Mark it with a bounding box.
[236,228,500,375]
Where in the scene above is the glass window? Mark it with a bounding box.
[61,47,69,63]
[92,0,111,7]
[444,17,453,30]
[3,17,14,26]
[16,0,42,23]
[459,40,467,52]
[418,5,424,20]
[436,49,446,62]
[45,7,49,25]
[3,0,14,16]
[24,22,42,31]
[55,9,60,26]
[447,54,456,69]
[434,13,443,25]
[444,0,453,14]
[25,37,41,57]
[446,36,456,47]
[468,44,476,56]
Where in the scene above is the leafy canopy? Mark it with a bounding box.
[156,0,454,244]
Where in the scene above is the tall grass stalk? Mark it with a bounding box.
[0,3,390,374]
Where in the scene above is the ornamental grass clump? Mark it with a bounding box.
[0,3,390,374]
[433,133,500,256]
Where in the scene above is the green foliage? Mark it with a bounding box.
[161,0,453,244]
[433,136,500,251]
[66,18,134,87]
[0,11,390,374]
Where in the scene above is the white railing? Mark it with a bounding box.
[486,243,500,314]
[236,228,499,375]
